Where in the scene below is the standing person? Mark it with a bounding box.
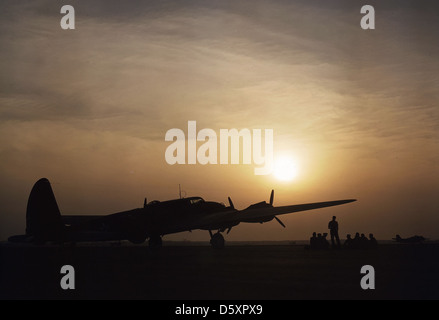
[328,216,341,248]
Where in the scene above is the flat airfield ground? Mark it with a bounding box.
[1,242,438,300]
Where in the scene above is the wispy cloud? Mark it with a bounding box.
[1,0,438,240]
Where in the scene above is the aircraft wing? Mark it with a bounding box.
[194,199,356,230]
[238,199,356,221]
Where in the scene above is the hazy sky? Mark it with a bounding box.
[1,0,438,241]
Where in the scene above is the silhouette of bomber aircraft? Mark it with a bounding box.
[8,178,356,248]
[392,234,427,244]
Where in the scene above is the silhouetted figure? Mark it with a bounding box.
[316,233,322,248]
[322,233,330,250]
[368,233,378,249]
[343,234,353,249]
[328,216,341,248]
[352,232,360,249]
[359,233,369,249]
[310,232,318,249]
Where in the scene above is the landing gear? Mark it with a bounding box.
[209,231,225,249]
[148,235,162,247]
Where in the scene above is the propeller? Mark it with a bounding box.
[143,197,147,208]
[269,190,286,228]
[225,197,236,233]
[228,197,235,209]
[275,216,286,228]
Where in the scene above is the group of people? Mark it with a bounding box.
[307,216,378,250]
[308,232,331,250]
[343,232,378,249]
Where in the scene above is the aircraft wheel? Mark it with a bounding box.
[148,235,163,247]
[210,232,225,249]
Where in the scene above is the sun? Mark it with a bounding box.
[273,156,299,182]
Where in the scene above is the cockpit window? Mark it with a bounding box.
[190,198,204,205]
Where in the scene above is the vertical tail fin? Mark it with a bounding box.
[26,178,64,242]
